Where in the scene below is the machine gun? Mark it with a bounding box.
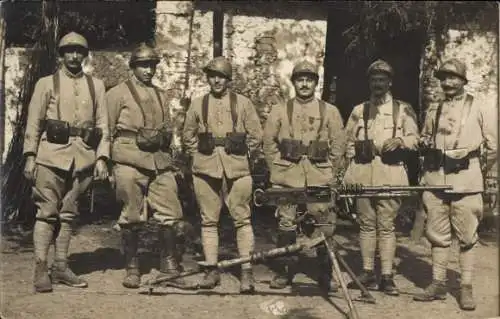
[253,184,454,207]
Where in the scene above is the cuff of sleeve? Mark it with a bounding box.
[97,156,109,162]
[24,152,36,158]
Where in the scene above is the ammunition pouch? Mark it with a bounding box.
[422,148,443,171]
[45,119,70,144]
[279,138,305,163]
[135,128,163,152]
[81,127,103,149]
[307,140,329,163]
[354,140,375,164]
[423,148,479,174]
[443,155,469,174]
[197,132,215,155]
[381,148,407,165]
[225,132,247,155]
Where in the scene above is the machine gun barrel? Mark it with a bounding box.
[253,184,453,207]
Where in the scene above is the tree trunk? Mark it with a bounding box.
[0,2,6,163]
[1,0,59,227]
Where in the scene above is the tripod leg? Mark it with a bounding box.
[323,238,361,319]
[333,239,376,304]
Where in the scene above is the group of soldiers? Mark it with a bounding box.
[22,31,496,312]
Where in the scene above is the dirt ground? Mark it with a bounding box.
[1,212,499,319]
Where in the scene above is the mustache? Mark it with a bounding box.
[442,85,457,90]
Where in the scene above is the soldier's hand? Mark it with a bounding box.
[23,155,37,182]
[418,136,434,150]
[94,159,109,181]
[382,137,404,152]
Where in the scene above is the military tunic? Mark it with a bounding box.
[343,93,419,234]
[263,97,345,234]
[106,76,182,226]
[23,66,110,222]
[182,91,263,227]
[420,93,497,248]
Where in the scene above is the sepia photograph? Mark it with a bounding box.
[0,1,498,319]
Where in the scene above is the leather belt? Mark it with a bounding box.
[214,137,226,147]
[115,130,137,139]
[465,148,480,159]
[68,126,87,137]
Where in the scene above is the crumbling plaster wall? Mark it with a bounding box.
[222,4,327,121]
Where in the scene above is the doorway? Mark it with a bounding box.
[322,8,426,185]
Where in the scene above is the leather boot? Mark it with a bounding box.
[121,225,140,289]
[157,226,197,290]
[413,280,447,302]
[240,268,255,294]
[269,230,296,289]
[347,270,378,290]
[34,259,52,293]
[379,274,399,296]
[459,284,476,311]
[316,244,338,293]
[198,266,221,289]
[51,260,88,288]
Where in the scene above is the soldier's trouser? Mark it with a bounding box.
[423,191,482,284]
[113,163,183,226]
[32,163,93,263]
[357,198,401,275]
[192,173,254,269]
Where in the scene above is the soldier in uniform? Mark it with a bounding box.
[182,56,263,293]
[263,60,345,292]
[343,60,419,295]
[413,59,497,310]
[23,32,110,293]
[106,43,193,290]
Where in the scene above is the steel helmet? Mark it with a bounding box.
[435,58,468,83]
[58,32,89,54]
[291,60,319,81]
[367,59,394,78]
[129,43,161,68]
[202,56,233,80]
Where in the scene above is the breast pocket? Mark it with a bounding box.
[383,115,402,139]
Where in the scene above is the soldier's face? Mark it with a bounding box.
[440,73,466,97]
[61,46,87,71]
[369,73,392,96]
[293,75,317,100]
[207,71,230,95]
[132,61,157,85]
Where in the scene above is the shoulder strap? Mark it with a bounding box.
[85,75,97,124]
[316,99,326,141]
[362,102,370,140]
[452,94,474,149]
[392,100,401,138]
[53,71,60,120]
[152,87,166,122]
[432,101,444,144]
[125,80,147,127]
[202,93,209,133]
[229,91,238,132]
[287,99,294,139]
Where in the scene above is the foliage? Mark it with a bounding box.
[4,0,156,48]
[341,1,498,62]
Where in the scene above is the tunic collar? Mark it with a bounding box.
[61,65,84,79]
